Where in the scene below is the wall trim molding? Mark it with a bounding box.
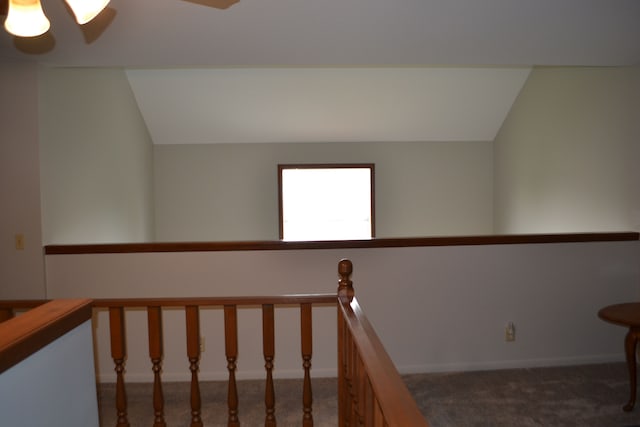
[44,232,639,255]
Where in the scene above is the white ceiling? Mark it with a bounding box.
[2,0,639,144]
[1,0,639,67]
[126,67,532,144]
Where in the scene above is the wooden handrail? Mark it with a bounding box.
[93,294,336,307]
[337,259,429,426]
[0,299,92,374]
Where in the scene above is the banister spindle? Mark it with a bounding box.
[347,332,357,425]
[363,376,374,427]
[263,304,276,426]
[109,307,130,427]
[350,347,360,423]
[356,354,366,425]
[186,305,203,427]
[224,304,240,427]
[147,306,166,427]
[373,398,384,427]
[301,302,314,426]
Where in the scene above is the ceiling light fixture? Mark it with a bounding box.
[3,0,109,37]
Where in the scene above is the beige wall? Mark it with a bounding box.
[36,66,640,245]
[37,67,494,244]
[154,141,494,241]
[39,67,155,244]
[494,66,640,233]
[0,62,46,299]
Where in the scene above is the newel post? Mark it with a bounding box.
[338,259,354,301]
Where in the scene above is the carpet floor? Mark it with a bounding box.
[98,362,640,426]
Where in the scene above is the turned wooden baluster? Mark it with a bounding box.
[373,399,384,427]
[347,333,357,425]
[301,302,314,427]
[224,304,240,427]
[109,307,130,427]
[342,331,354,427]
[147,306,166,427]
[186,305,203,427]
[263,304,276,427]
[356,354,366,425]
[363,375,374,427]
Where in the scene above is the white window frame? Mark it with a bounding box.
[278,164,375,241]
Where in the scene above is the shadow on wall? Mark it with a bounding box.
[181,0,240,9]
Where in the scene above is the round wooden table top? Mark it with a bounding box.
[598,303,640,328]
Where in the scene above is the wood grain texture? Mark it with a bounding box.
[0,299,92,374]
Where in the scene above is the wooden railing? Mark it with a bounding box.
[0,299,98,427]
[337,259,429,426]
[0,299,92,373]
[92,294,337,427]
[0,259,429,426]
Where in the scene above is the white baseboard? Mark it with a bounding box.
[396,354,625,375]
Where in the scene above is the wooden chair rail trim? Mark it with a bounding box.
[0,295,337,311]
[339,296,430,426]
[0,299,93,374]
[43,232,639,254]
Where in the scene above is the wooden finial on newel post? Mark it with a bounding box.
[338,259,354,301]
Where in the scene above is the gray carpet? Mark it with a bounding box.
[98,363,640,426]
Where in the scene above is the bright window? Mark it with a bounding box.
[278,164,375,241]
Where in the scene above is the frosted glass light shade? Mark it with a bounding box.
[65,0,110,25]
[4,0,50,37]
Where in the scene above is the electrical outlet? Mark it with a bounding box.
[15,234,25,250]
[505,321,515,342]
[200,336,205,353]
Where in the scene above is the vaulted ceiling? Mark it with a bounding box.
[2,0,639,144]
[126,67,532,144]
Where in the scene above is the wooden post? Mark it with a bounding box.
[263,304,276,426]
[108,307,130,427]
[337,258,354,427]
[186,305,203,427]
